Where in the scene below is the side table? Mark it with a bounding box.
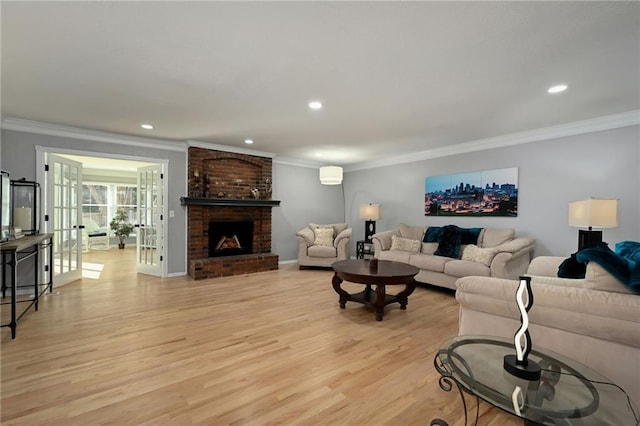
[356,240,374,259]
[432,335,639,425]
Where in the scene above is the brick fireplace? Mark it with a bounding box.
[184,147,279,280]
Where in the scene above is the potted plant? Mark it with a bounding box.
[109,208,134,249]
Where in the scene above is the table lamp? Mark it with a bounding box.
[568,198,618,250]
[359,203,382,243]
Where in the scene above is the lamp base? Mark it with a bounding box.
[578,229,602,251]
[504,354,541,381]
[364,220,376,243]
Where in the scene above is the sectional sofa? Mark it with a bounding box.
[456,256,640,407]
[372,223,536,290]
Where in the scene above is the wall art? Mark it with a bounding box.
[425,167,518,216]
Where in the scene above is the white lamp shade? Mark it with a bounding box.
[568,198,618,228]
[359,204,383,220]
[319,166,343,185]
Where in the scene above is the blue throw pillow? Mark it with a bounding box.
[434,225,462,258]
[460,227,483,245]
[423,226,442,243]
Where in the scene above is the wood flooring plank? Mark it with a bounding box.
[1,248,519,425]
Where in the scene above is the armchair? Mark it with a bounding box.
[296,223,352,269]
[83,219,110,251]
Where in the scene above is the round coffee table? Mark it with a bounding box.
[331,259,419,321]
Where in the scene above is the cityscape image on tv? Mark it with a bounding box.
[424,167,518,216]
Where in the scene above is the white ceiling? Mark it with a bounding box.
[2,1,639,166]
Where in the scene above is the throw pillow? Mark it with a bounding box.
[434,225,462,258]
[423,226,442,243]
[390,235,421,252]
[461,244,499,267]
[460,228,483,245]
[557,252,586,279]
[313,227,334,247]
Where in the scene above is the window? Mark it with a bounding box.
[82,183,137,232]
[82,184,108,227]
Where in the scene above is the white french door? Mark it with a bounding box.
[46,154,83,285]
[136,165,164,276]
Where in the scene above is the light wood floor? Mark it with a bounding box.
[1,248,518,425]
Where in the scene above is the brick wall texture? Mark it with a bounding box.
[187,147,278,280]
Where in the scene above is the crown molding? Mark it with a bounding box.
[345,110,640,172]
[273,155,325,169]
[1,117,186,152]
[186,140,275,159]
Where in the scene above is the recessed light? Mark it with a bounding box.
[244,139,254,145]
[141,124,154,130]
[308,101,323,110]
[547,84,568,94]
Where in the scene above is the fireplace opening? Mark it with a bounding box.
[208,221,253,257]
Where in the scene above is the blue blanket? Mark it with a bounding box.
[576,241,640,294]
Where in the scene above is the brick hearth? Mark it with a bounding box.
[186,147,279,280]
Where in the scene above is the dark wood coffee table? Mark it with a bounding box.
[331,259,419,321]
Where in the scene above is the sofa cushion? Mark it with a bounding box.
[444,259,491,277]
[480,228,515,248]
[308,244,337,258]
[399,223,426,241]
[378,249,412,264]
[461,244,499,267]
[390,235,421,252]
[434,225,462,258]
[421,242,438,255]
[312,227,334,247]
[409,254,450,273]
[577,242,640,293]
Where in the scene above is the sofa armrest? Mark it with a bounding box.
[526,256,565,276]
[489,237,536,279]
[372,229,399,254]
[334,227,352,247]
[296,227,315,247]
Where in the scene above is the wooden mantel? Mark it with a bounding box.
[180,197,281,207]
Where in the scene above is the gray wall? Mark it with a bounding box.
[1,129,188,275]
[272,162,346,262]
[3,124,639,268]
[344,125,640,257]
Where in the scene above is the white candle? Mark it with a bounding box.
[14,207,32,230]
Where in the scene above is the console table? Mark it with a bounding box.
[1,234,53,339]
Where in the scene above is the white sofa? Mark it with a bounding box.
[372,224,535,290]
[456,256,640,407]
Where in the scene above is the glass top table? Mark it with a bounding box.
[432,336,639,425]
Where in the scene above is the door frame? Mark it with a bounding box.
[35,145,169,279]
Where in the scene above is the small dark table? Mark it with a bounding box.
[432,335,639,425]
[356,240,374,259]
[331,259,419,321]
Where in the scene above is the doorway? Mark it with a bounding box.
[36,148,168,286]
